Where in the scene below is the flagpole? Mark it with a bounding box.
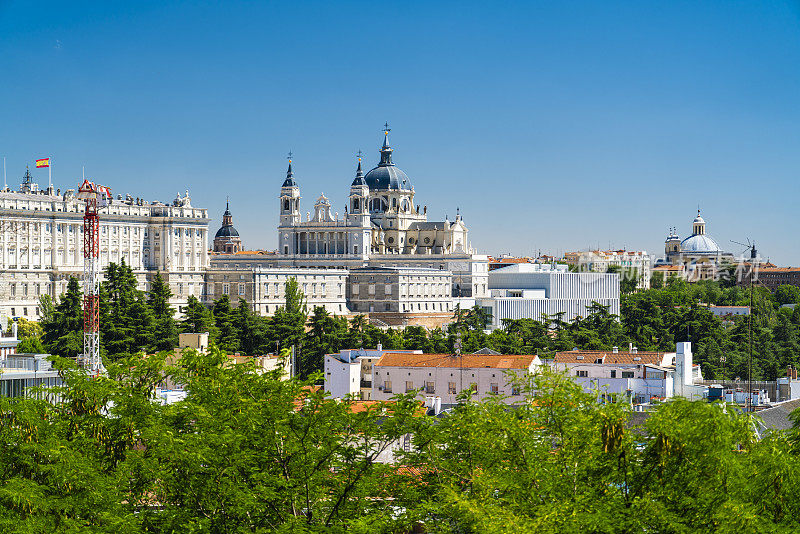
[49,157,52,192]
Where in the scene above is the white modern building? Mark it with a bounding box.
[0,352,62,398]
[478,263,620,328]
[324,347,422,400]
[0,169,209,321]
[563,249,651,289]
[552,342,704,404]
[371,352,541,405]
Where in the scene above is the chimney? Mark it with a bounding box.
[612,346,619,353]
[377,342,383,352]
[795,368,798,381]
[628,342,633,353]
[632,346,638,354]
[788,366,793,379]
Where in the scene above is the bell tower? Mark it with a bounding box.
[279,153,301,255]
[279,154,301,226]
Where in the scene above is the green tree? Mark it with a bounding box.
[147,272,178,352]
[211,295,240,353]
[774,284,800,306]
[181,295,217,337]
[41,276,84,359]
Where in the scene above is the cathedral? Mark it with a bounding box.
[659,210,734,267]
[277,127,471,260]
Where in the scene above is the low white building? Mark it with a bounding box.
[478,263,620,328]
[552,342,704,404]
[324,347,422,400]
[0,352,62,398]
[371,352,541,405]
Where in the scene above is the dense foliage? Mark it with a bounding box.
[1,350,800,532]
[36,262,800,382]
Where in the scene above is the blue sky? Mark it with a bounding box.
[1,1,798,264]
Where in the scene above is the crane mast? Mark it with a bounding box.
[77,179,111,373]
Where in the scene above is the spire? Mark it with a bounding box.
[379,123,393,166]
[352,150,366,186]
[282,151,297,187]
[222,198,233,227]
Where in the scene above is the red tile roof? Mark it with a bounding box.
[376,352,538,369]
[554,350,670,366]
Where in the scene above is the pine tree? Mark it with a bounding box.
[101,259,154,359]
[147,272,178,352]
[41,276,84,359]
[212,295,240,353]
[181,295,217,338]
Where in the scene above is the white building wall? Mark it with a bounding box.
[0,189,209,321]
[371,362,537,405]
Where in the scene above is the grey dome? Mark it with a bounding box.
[680,234,721,254]
[215,225,239,238]
[364,129,413,191]
[364,165,412,191]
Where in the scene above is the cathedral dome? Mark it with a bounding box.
[364,165,412,191]
[364,129,413,191]
[215,225,239,238]
[680,234,721,254]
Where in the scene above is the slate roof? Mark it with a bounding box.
[756,399,800,433]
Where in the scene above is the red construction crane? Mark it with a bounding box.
[77,179,111,373]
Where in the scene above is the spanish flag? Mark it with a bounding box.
[36,158,50,168]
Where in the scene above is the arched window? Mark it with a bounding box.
[353,198,359,210]
[283,199,289,211]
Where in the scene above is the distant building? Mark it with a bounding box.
[371,351,541,405]
[324,347,422,400]
[743,266,800,291]
[655,211,736,282]
[213,200,242,253]
[478,263,620,328]
[347,266,454,328]
[563,249,651,289]
[0,170,209,321]
[0,352,62,398]
[552,342,703,404]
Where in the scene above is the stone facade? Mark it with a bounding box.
[0,174,209,322]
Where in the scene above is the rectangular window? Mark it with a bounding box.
[621,371,635,379]
[511,386,520,396]
[610,370,617,378]
[10,284,16,296]
[239,283,245,296]
[352,284,360,295]
[425,382,435,394]
[385,283,392,295]
[368,284,375,295]
[222,283,230,295]
[383,381,392,394]
[490,383,499,395]
[405,381,414,393]
[448,382,456,394]
[576,370,588,378]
